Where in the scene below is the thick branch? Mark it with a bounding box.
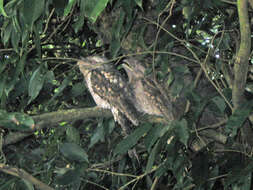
[3,106,227,146]
[32,107,112,128]
[0,164,54,190]
[3,107,164,146]
[232,0,251,109]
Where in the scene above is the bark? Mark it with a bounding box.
[232,0,251,109]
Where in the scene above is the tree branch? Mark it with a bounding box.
[0,164,54,190]
[232,0,251,109]
[2,106,228,147]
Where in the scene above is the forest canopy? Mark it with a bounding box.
[0,0,253,189]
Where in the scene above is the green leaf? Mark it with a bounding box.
[60,143,89,163]
[170,77,184,97]
[23,0,45,29]
[89,121,105,148]
[44,70,55,83]
[110,38,121,58]
[167,72,174,86]
[64,0,77,16]
[84,0,110,23]
[146,141,159,172]
[113,11,125,39]
[134,0,142,9]
[144,124,171,152]
[22,179,34,190]
[0,179,16,189]
[173,119,189,146]
[154,158,172,178]
[66,126,80,144]
[73,0,85,32]
[0,0,7,17]
[33,25,41,58]
[53,0,68,15]
[225,101,253,137]
[71,82,86,97]
[56,168,82,185]
[3,22,12,46]
[28,66,45,105]
[11,26,20,52]
[107,119,115,134]
[211,96,226,114]
[47,77,70,105]
[114,123,152,156]
[0,73,6,99]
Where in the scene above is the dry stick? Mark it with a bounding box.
[0,164,54,190]
[42,8,55,35]
[150,177,159,190]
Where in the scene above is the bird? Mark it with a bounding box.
[77,56,140,161]
[77,56,139,132]
[122,57,175,121]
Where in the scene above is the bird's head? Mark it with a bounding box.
[122,58,146,82]
[77,56,112,76]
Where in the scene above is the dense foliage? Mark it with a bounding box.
[0,0,253,189]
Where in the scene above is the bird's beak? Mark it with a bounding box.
[122,63,134,72]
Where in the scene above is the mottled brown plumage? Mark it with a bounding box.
[77,56,139,131]
[78,56,140,161]
[123,58,174,121]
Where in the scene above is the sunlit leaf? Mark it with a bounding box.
[64,0,77,16]
[84,0,109,23]
[0,0,7,17]
[134,0,142,9]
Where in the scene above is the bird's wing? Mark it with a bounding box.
[90,69,139,126]
[141,78,174,121]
